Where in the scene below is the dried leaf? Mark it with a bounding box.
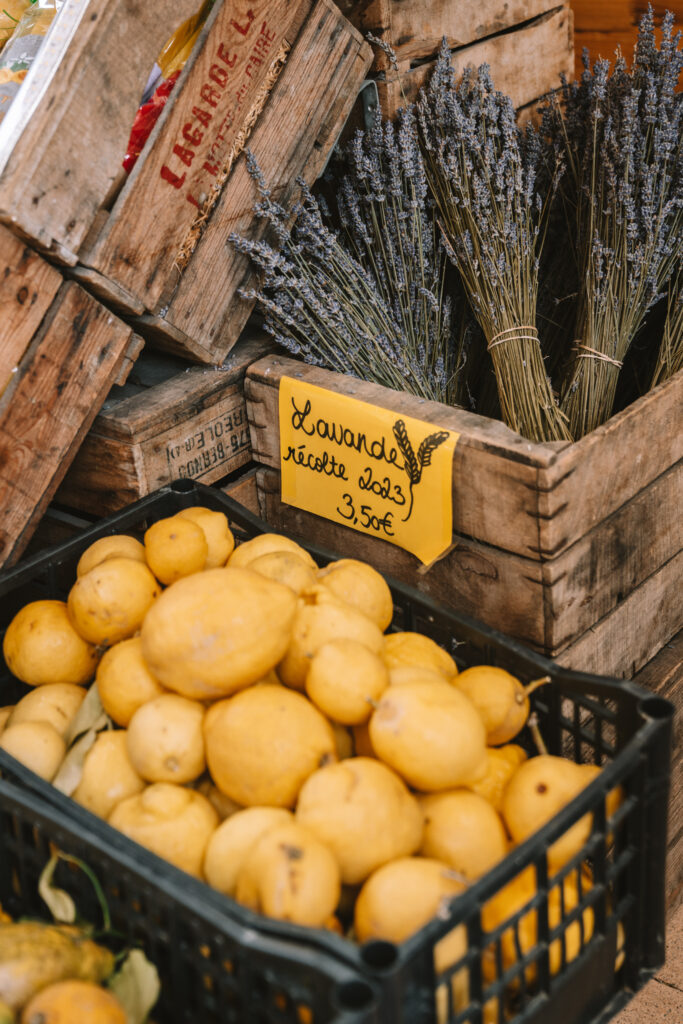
[108,949,161,1024]
[38,854,76,923]
[52,728,99,796]
[65,683,107,747]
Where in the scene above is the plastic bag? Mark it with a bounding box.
[122,0,213,173]
[0,0,33,54]
[0,0,61,124]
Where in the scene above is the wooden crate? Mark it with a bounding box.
[338,0,573,120]
[0,225,141,567]
[0,0,372,365]
[245,354,682,681]
[57,331,272,516]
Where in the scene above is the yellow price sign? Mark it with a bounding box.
[279,377,459,565]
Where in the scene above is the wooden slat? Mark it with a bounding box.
[0,225,62,394]
[56,332,271,515]
[0,283,134,565]
[84,0,312,308]
[222,466,262,517]
[377,4,574,117]
[152,0,373,363]
[537,371,683,558]
[555,552,683,678]
[0,0,198,258]
[632,630,683,911]
[337,0,560,69]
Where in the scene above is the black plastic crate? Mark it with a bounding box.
[0,481,674,1024]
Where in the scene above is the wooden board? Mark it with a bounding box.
[83,0,312,309]
[57,331,272,515]
[337,0,561,70]
[245,355,682,559]
[0,225,62,394]
[377,4,574,117]
[222,465,261,517]
[0,281,135,566]
[254,460,681,658]
[571,1,683,81]
[0,0,198,260]
[134,0,373,363]
[631,630,683,911]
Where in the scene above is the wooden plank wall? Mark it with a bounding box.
[571,1,683,78]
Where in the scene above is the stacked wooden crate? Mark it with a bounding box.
[0,0,372,561]
[338,0,575,119]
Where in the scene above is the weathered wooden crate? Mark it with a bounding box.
[245,354,682,681]
[339,0,574,119]
[0,0,372,366]
[56,331,271,516]
[0,225,141,567]
[572,0,683,82]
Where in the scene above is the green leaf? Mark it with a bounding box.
[108,949,161,1024]
[64,683,107,747]
[38,853,76,923]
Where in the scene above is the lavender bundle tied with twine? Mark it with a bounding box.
[416,46,571,443]
[545,5,682,437]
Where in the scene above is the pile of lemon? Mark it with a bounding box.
[0,506,619,1023]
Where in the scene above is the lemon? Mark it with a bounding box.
[8,684,86,738]
[305,639,388,724]
[317,559,393,630]
[109,783,218,878]
[3,600,99,687]
[228,534,317,570]
[95,637,166,727]
[67,559,160,647]
[76,535,146,577]
[203,806,293,896]
[144,516,208,584]
[382,632,457,679]
[248,551,317,595]
[295,757,423,884]
[140,568,297,700]
[176,506,235,567]
[126,694,205,784]
[204,683,336,807]
[420,790,508,880]
[72,730,144,819]
[0,721,66,781]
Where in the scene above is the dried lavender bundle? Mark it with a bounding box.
[230,110,469,406]
[550,7,683,437]
[651,276,683,388]
[417,48,571,443]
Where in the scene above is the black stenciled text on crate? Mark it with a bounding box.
[0,480,674,1024]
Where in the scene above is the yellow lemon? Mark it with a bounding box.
[383,632,457,679]
[8,684,86,738]
[0,721,66,781]
[109,783,218,878]
[3,600,99,686]
[126,694,205,784]
[144,516,208,584]
[296,757,423,884]
[67,559,160,647]
[228,534,317,570]
[305,639,389,724]
[72,730,144,819]
[76,535,146,577]
[203,806,293,896]
[248,551,317,595]
[95,637,166,727]
[420,790,509,880]
[316,559,393,630]
[204,684,336,807]
[140,568,297,700]
[176,506,235,567]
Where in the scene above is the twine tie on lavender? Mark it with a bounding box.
[487,325,539,351]
[572,342,623,369]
